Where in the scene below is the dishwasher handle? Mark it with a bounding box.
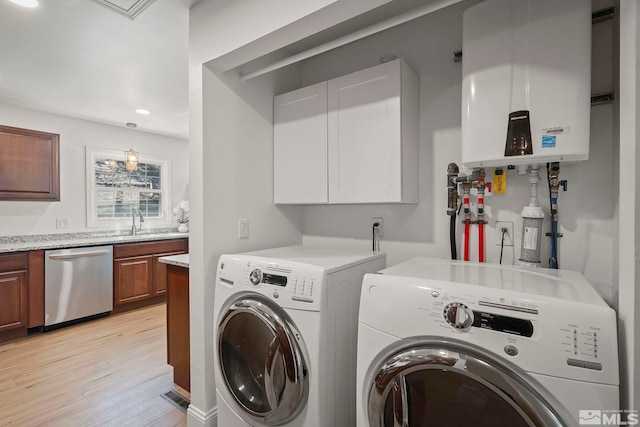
[48,249,112,260]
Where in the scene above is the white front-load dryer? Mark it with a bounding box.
[214,246,386,427]
[357,258,619,427]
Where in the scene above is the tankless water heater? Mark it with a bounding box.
[461,0,592,167]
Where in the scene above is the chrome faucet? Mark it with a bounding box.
[132,209,144,235]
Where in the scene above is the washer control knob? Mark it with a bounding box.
[249,268,262,285]
[444,302,474,330]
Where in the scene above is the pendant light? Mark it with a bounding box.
[125,148,139,171]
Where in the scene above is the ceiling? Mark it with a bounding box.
[0,0,189,139]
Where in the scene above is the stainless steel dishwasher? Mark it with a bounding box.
[44,245,113,330]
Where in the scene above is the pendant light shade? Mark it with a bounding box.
[125,148,139,171]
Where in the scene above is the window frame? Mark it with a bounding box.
[85,146,172,229]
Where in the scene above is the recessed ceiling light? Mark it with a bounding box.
[126,123,137,128]
[135,108,151,115]
[9,0,39,8]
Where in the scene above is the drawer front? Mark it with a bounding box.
[114,239,187,259]
[0,252,28,273]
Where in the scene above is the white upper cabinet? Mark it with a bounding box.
[273,59,419,204]
[328,59,418,204]
[274,81,328,204]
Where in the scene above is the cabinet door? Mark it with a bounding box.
[274,81,328,204]
[114,256,153,305]
[0,270,28,333]
[153,251,186,296]
[328,59,406,203]
[166,265,190,391]
[0,125,60,201]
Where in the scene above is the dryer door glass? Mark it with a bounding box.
[368,347,564,427]
[218,296,308,425]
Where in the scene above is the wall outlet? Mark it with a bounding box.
[56,217,69,229]
[238,219,249,239]
[495,221,513,246]
[371,217,384,238]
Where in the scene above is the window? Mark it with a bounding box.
[86,147,171,228]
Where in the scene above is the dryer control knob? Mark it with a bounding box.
[444,302,474,330]
[249,268,262,285]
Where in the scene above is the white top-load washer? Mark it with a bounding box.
[214,246,386,427]
[357,257,619,427]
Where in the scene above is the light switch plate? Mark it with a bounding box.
[238,219,249,239]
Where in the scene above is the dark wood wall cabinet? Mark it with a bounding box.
[113,239,188,313]
[0,252,29,342]
[166,264,190,392]
[0,125,60,201]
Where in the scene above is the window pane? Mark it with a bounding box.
[150,176,161,190]
[94,157,161,190]
[96,190,162,219]
[146,164,162,190]
[95,158,128,187]
[128,171,152,189]
[140,192,162,217]
[96,191,116,217]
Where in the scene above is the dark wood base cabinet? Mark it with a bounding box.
[0,253,29,342]
[113,239,187,313]
[166,264,190,392]
[0,239,187,345]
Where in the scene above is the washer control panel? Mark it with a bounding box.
[442,301,534,337]
[361,265,618,385]
[443,302,474,329]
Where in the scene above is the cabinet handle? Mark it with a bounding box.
[48,250,111,260]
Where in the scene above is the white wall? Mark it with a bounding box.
[618,0,640,413]
[0,102,188,235]
[189,0,391,72]
[189,2,312,424]
[299,1,618,303]
[185,64,303,426]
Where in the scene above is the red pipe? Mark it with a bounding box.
[478,194,485,263]
[463,193,470,261]
[464,222,470,261]
[478,222,484,262]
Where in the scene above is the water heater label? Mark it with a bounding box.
[543,126,570,135]
[541,135,556,148]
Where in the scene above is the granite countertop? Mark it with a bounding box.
[0,228,189,254]
[158,253,189,268]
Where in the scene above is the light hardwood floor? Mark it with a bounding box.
[0,304,187,427]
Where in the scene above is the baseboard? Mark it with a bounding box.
[187,404,217,427]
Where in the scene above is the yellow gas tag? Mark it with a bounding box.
[494,169,506,194]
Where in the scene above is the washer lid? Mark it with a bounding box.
[380,257,607,306]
